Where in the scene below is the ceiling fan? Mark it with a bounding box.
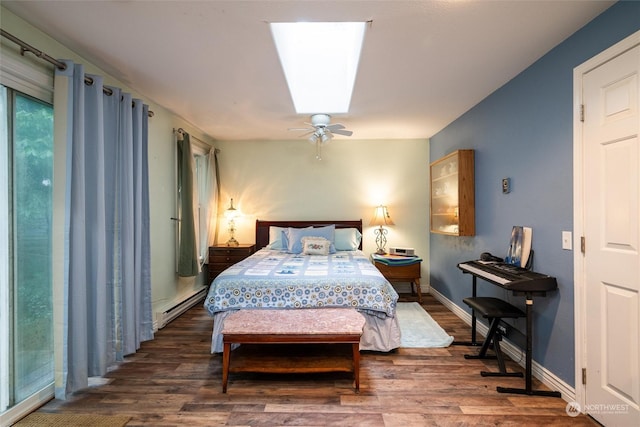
[289,114,353,160]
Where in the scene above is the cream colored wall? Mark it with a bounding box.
[1,7,214,316]
[214,138,431,285]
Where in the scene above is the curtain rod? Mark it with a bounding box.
[1,29,154,117]
[175,128,220,154]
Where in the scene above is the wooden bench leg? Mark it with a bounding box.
[352,343,360,392]
[222,342,231,393]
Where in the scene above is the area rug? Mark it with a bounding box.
[14,413,130,427]
[396,302,454,348]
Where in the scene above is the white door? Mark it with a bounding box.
[583,41,640,426]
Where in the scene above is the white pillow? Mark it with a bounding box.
[301,236,331,255]
[334,228,362,251]
[267,226,288,250]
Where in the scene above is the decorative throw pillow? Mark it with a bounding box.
[286,225,336,254]
[301,236,331,255]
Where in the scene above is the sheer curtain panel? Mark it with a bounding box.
[53,60,153,399]
[201,149,219,264]
[193,141,219,268]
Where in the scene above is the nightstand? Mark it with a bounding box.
[372,257,422,303]
[208,244,255,284]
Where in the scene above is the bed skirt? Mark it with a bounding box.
[209,309,401,353]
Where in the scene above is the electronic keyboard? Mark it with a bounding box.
[456,259,561,398]
[458,261,557,292]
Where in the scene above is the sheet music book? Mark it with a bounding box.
[505,226,532,268]
[521,227,532,268]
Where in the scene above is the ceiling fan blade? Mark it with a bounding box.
[330,129,353,136]
[326,124,345,131]
[288,127,313,132]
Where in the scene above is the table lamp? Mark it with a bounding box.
[224,198,239,247]
[370,205,394,254]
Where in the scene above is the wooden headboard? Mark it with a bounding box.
[255,219,363,250]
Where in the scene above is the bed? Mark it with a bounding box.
[204,219,401,353]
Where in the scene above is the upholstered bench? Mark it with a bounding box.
[463,297,525,377]
[221,308,366,393]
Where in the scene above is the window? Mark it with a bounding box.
[270,22,366,113]
[175,135,216,275]
[0,86,54,419]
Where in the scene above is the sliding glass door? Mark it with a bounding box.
[0,85,54,415]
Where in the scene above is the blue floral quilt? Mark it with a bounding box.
[204,249,398,318]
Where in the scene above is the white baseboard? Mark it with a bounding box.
[428,287,575,402]
[154,286,207,331]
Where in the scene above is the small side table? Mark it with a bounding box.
[372,256,422,303]
[208,244,255,283]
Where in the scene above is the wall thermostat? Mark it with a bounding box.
[502,178,511,194]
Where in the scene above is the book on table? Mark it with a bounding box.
[371,253,422,266]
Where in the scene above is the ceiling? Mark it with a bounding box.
[2,1,614,141]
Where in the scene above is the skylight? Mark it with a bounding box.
[270,22,366,114]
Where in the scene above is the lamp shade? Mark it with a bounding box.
[369,205,394,226]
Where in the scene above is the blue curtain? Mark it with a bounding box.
[54,60,153,399]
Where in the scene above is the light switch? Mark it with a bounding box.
[562,231,572,250]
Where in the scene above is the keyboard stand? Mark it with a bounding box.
[457,262,562,398]
[496,292,561,398]
[451,275,480,346]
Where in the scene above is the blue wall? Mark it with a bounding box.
[429,1,640,387]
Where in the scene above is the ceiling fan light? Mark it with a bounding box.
[321,133,331,144]
[308,133,319,144]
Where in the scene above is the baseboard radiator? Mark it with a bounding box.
[155,287,208,330]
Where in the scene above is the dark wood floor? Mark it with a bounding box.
[31,293,598,426]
